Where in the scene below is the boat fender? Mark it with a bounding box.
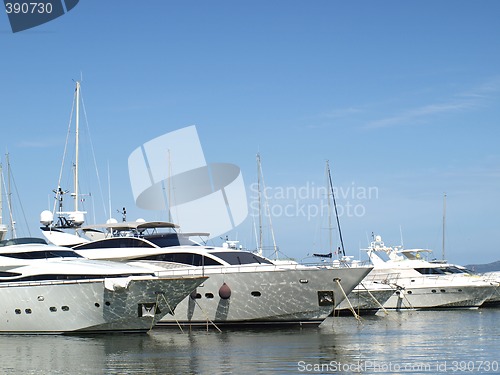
[219,283,231,299]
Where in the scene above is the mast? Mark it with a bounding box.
[327,161,345,257]
[0,161,5,241]
[325,161,333,257]
[6,153,16,239]
[74,81,80,214]
[257,153,263,255]
[0,161,2,227]
[442,192,446,260]
[256,153,278,258]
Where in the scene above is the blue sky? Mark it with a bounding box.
[1,1,499,265]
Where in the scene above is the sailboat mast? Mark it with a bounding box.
[327,161,345,257]
[0,160,8,241]
[0,162,3,232]
[257,153,263,255]
[74,81,80,213]
[442,192,446,260]
[6,153,16,239]
[326,161,333,256]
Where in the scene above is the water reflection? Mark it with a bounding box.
[0,309,499,374]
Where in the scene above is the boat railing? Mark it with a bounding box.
[300,259,372,269]
[152,261,373,277]
[367,272,495,287]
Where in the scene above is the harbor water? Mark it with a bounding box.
[1,309,499,374]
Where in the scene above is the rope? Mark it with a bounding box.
[161,293,184,333]
[335,279,361,321]
[149,293,162,332]
[193,298,222,333]
[359,282,391,315]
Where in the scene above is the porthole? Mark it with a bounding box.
[440,289,446,293]
[95,303,100,308]
[15,309,21,314]
[458,289,463,292]
[37,296,44,301]
[62,306,69,311]
[432,290,437,293]
[105,301,111,306]
[251,291,261,297]
[299,279,309,284]
[407,291,413,295]
[49,307,57,312]
[205,293,214,299]
[25,309,32,314]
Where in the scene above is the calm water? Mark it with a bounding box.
[1,309,499,374]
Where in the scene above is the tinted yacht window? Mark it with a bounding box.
[415,268,445,275]
[139,252,222,266]
[213,251,273,265]
[75,237,154,250]
[0,250,82,259]
[146,234,201,247]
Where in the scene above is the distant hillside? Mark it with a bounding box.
[465,260,500,273]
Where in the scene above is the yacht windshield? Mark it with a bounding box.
[0,237,48,247]
[146,234,201,247]
[211,251,273,265]
[439,266,470,275]
[415,268,446,275]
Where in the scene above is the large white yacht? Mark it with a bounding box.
[0,237,206,334]
[41,221,372,327]
[362,235,498,310]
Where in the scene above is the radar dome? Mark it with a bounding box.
[70,211,85,225]
[40,210,54,226]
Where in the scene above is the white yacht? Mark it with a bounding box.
[0,237,206,334]
[363,235,498,310]
[41,221,372,327]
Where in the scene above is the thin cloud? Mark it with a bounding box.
[364,100,478,129]
[321,107,364,119]
[363,77,500,130]
[17,139,63,148]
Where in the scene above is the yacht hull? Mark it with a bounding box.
[155,266,371,327]
[0,276,205,334]
[382,284,496,310]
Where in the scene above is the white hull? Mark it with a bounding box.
[0,276,204,334]
[154,265,371,327]
[383,284,496,310]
